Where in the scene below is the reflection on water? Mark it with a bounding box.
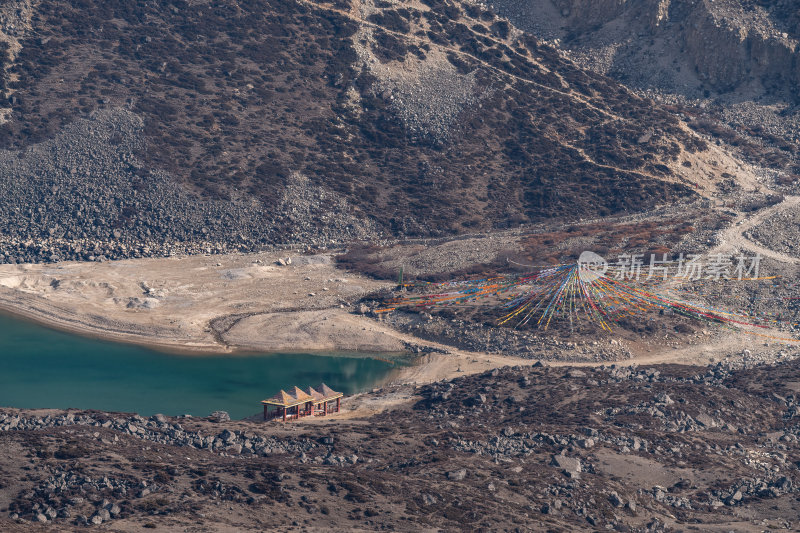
[0,314,399,419]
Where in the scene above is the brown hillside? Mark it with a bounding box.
[0,0,712,241]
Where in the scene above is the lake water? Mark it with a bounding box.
[0,313,401,419]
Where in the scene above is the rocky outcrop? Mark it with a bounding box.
[685,2,798,92]
[493,0,800,99]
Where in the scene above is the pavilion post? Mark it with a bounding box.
[263,404,267,421]
[336,397,340,413]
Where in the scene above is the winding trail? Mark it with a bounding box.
[709,194,800,264]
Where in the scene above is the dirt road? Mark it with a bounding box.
[710,195,800,264]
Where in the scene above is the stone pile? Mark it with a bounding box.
[0,108,381,264]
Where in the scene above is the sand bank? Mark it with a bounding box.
[0,252,406,354]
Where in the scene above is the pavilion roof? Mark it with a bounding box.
[292,386,313,402]
[306,386,325,401]
[315,383,343,401]
[261,389,306,408]
[261,383,342,407]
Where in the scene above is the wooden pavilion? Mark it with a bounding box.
[261,383,343,421]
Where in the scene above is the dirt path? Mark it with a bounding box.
[710,194,800,264]
[315,325,800,418]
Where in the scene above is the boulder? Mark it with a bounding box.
[210,411,231,422]
[695,413,716,428]
[608,491,624,507]
[551,454,582,477]
[726,490,743,505]
[447,469,467,481]
[654,392,674,405]
[465,394,487,407]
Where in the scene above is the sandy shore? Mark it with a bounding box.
[0,250,549,403]
[0,251,409,354]
[0,250,796,398]
[0,251,553,401]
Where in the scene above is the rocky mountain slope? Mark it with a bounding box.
[490,0,800,185]
[492,0,799,101]
[0,0,743,263]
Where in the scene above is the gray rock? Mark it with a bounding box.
[421,493,437,506]
[726,490,743,505]
[608,491,624,507]
[447,469,467,481]
[551,454,582,475]
[467,393,487,406]
[695,413,716,428]
[210,411,231,422]
[220,429,235,443]
[655,392,674,405]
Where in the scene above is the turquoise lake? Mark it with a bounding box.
[0,313,400,419]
